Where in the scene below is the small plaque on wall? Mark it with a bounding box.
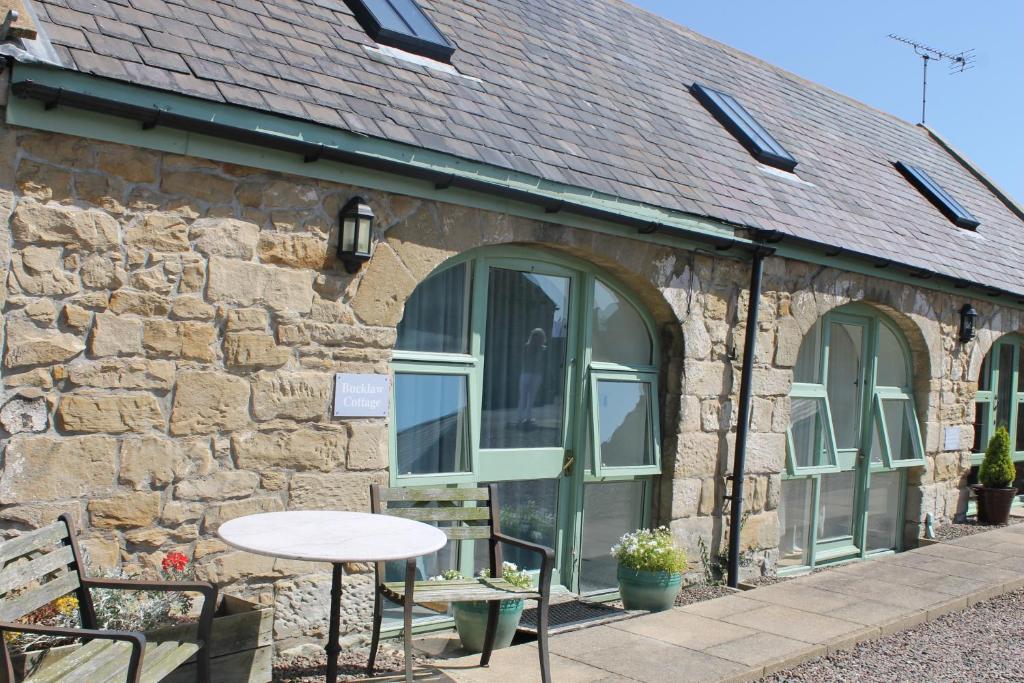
[943,426,962,452]
[333,373,389,417]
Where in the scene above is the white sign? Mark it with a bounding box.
[333,373,389,417]
[943,426,962,452]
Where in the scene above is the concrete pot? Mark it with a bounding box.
[452,599,524,653]
[617,565,682,612]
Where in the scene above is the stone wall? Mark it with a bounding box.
[0,113,1013,643]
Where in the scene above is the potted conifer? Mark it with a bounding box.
[975,426,1018,525]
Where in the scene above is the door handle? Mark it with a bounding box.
[561,451,575,477]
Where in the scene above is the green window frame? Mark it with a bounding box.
[588,370,661,477]
[873,389,926,468]
[972,337,1024,463]
[786,384,840,475]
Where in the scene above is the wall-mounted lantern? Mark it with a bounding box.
[959,303,978,343]
[337,196,374,273]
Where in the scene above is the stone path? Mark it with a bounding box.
[429,524,1024,682]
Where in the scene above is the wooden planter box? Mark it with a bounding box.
[12,595,272,683]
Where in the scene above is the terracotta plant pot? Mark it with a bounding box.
[977,486,1018,525]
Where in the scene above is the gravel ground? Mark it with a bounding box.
[674,584,736,606]
[273,646,408,682]
[932,515,1023,541]
[761,588,1024,682]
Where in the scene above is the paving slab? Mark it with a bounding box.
[436,525,1024,683]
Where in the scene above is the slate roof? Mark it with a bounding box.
[20,0,1024,295]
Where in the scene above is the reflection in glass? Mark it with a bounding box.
[875,324,908,388]
[865,471,902,552]
[882,399,919,462]
[978,352,992,391]
[779,478,812,569]
[474,480,558,573]
[973,401,990,453]
[827,322,864,449]
[789,397,832,469]
[1017,403,1024,453]
[997,344,1015,430]
[794,322,822,384]
[383,511,459,626]
[596,381,653,468]
[591,280,651,366]
[395,263,469,354]
[870,413,884,464]
[394,373,470,475]
[579,481,644,593]
[481,269,570,449]
[817,470,856,543]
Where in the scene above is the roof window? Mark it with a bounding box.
[344,0,455,62]
[894,161,980,230]
[690,83,797,172]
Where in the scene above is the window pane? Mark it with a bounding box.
[866,471,902,552]
[870,413,884,464]
[978,352,992,391]
[827,322,864,449]
[1017,403,1024,453]
[579,481,644,593]
[817,470,856,543]
[396,263,468,354]
[591,280,651,366]
[596,380,653,468]
[475,479,557,573]
[997,344,1015,430]
[973,401,990,453]
[480,269,570,449]
[394,373,470,475]
[793,322,821,383]
[882,399,919,462]
[875,323,908,388]
[789,397,832,469]
[779,478,812,569]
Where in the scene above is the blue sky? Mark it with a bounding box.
[631,1,1024,203]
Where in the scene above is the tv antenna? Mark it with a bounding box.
[888,34,975,124]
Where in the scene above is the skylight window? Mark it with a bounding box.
[690,83,797,172]
[894,161,980,230]
[344,0,455,62]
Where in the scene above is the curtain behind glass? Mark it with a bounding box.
[395,263,469,354]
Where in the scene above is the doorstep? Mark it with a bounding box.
[434,523,1024,682]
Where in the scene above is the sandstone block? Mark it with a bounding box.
[0,502,84,530]
[67,358,175,390]
[10,246,79,296]
[89,492,161,529]
[162,501,204,526]
[192,217,259,259]
[97,146,158,183]
[121,435,211,490]
[124,528,172,548]
[79,537,121,571]
[226,308,269,331]
[194,538,228,559]
[232,429,346,472]
[251,370,331,421]
[24,299,57,325]
[346,422,387,470]
[0,396,48,434]
[289,471,385,511]
[79,254,127,290]
[671,478,702,518]
[349,246,416,327]
[109,290,171,316]
[58,393,164,434]
[197,550,277,584]
[738,512,780,552]
[144,320,216,362]
[17,159,72,201]
[224,332,290,368]
[11,201,119,251]
[0,435,117,503]
[180,256,206,293]
[161,171,234,204]
[202,496,283,533]
[676,432,722,477]
[169,371,250,435]
[62,303,92,332]
[170,297,215,321]
[207,257,314,313]
[4,319,85,368]
[125,213,191,252]
[258,233,328,269]
[173,471,260,501]
[90,313,143,357]
[2,368,53,389]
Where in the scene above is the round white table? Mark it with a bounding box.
[218,510,447,682]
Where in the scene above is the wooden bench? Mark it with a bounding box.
[367,485,553,683]
[0,514,217,683]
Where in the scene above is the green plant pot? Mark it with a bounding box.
[452,599,524,653]
[617,565,682,612]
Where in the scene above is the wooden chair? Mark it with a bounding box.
[367,484,553,683]
[0,514,217,683]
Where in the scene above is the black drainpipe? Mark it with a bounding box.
[726,240,777,588]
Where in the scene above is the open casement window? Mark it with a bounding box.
[972,338,1024,461]
[588,371,661,477]
[786,385,840,475]
[870,390,926,469]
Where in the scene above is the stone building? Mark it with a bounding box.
[0,0,1021,646]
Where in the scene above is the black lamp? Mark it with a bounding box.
[959,303,978,343]
[337,196,374,273]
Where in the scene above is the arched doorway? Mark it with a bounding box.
[780,304,925,571]
[389,246,662,595]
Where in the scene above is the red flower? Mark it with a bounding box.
[162,551,189,573]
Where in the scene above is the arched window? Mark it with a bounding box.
[781,305,924,572]
[971,336,1024,489]
[390,247,660,595]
